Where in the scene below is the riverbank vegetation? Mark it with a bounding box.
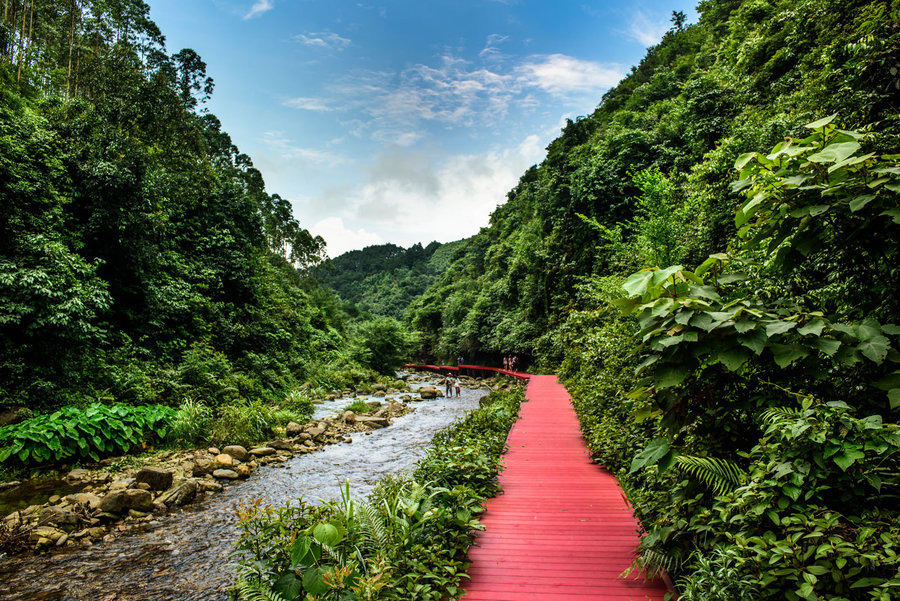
[232,387,524,601]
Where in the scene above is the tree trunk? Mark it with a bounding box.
[66,0,75,98]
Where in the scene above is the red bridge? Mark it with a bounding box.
[406,365,671,601]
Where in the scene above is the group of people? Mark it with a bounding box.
[503,354,519,372]
[444,375,461,398]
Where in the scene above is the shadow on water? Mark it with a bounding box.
[0,376,486,601]
[0,479,88,516]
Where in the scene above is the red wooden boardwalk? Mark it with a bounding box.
[461,374,670,601]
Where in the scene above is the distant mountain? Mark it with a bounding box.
[320,239,469,320]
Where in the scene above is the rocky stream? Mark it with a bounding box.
[0,373,491,601]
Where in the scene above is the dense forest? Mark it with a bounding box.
[321,239,468,321]
[0,1,420,470]
[400,0,900,598]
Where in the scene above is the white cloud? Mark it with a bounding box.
[311,217,383,257]
[312,134,548,254]
[479,33,510,61]
[295,31,352,50]
[516,54,622,96]
[262,131,347,164]
[627,11,669,46]
[282,97,335,111]
[244,0,273,20]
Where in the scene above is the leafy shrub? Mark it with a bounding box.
[343,400,374,414]
[232,388,524,600]
[166,398,213,447]
[0,403,173,465]
[281,390,315,422]
[351,317,418,375]
[209,400,276,447]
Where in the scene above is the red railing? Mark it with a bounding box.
[404,363,530,380]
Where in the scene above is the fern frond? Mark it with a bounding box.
[675,455,746,495]
[357,500,391,552]
[233,580,288,601]
[760,406,800,425]
[624,546,679,578]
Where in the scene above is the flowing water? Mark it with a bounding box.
[0,375,486,601]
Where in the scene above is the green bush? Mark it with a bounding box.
[343,400,373,414]
[232,387,524,601]
[209,400,276,447]
[0,403,173,465]
[166,398,213,447]
[281,390,315,422]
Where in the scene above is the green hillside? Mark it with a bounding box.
[321,239,469,321]
[407,0,900,598]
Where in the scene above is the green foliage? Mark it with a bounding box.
[209,401,276,448]
[166,398,213,448]
[344,400,374,414]
[232,388,524,601]
[0,402,173,465]
[351,316,418,375]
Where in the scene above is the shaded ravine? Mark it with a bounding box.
[0,376,486,601]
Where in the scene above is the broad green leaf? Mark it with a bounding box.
[783,485,801,501]
[303,566,330,595]
[313,522,343,547]
[623,271,653,297]
[291,535,313,567]
[273,573,303,599]
[807,141,860,164]
[889,389,900,410]
[719,348,752,371]
[798,319,826,336]
[770,344,809,367]
[655,365,690,388]
[833,447,865,471]
[848,194,876,212]
[650,265,684,288]
[765,320,797,337]
[734,152,757,170]
[734,320,756,334]
[804,114,837,129]
[630,438,670,473]
[813,338,841,356]
[857,336,890,364]
[850,577,885,589]
[739,331,767,355]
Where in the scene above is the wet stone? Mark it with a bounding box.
[222,446,248,461]
[248,447,275,457]
[212,469,239,480]
[214,454,234,469]
[134,467,173,492]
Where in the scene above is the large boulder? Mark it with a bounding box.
[123,489,154,512]
[157,480,198,508]
[418,387,441,399]
[134,467,173,491]
[192,454,215,477]
[214,454,234,469]
[285,422,303,437]
[268,440,293,451]
[307,426,326,439]
[222,445,248,461]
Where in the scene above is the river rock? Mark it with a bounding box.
[248,447,276,457]
[157,480,198,508]
[307,426,326,439]
[37,507,81,530]
[70,492,103,510]
[222,445,248,461]
[418,387,441,399]
[356,416,390,428]
[343,411,357,424]
[192,455,215,477]
[214,454,234,468]
[135,467,174,491]
[268,440,293,451]
[235,464,251,478]
[131,482,151,491]
[212,469,239,480]
[285,421,303,437]
[0,480,20,492]
[123,489,153,512]
[208,447,220,455]
[30,526,65,546]
[199,480,223,493]
[297,432,312,441]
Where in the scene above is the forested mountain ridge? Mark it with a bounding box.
[407,0,900,598]
[0,0,344,414]
[408,0,899,366]
[320,239,468,321]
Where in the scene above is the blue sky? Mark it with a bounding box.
[148,0,697,256]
